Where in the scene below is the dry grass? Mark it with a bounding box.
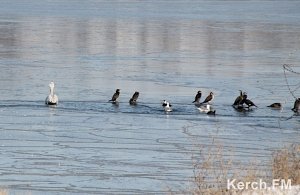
[191,143,300,195]
[192,144,232,195]
[0,189,8,195]
[272,144,300,185]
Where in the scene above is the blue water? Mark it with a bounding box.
[0,0,300,194]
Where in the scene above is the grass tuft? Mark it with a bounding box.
[272,144,300,185]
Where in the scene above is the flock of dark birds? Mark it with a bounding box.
[45,82,300,115]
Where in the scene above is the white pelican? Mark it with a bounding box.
[45,81,58,105]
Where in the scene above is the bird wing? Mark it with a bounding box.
[53,95,58,103]
[233,96,242,105]
[203,95,211,103]
[245,99,256,106]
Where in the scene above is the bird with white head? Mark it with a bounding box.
[45,81,58,105]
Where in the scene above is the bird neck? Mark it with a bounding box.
[50,87,54,96]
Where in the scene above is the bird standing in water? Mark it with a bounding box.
[109,89,120,103]
[193,90,202,104]
[233,90,243,106]
[201,92,214,104]
[129,91,139,105]
[45,81,58,105]
[292,98,300,112]
[239,92,248,105]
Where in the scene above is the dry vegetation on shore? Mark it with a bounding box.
[190,143,300,195]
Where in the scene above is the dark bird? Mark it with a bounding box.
[109,89,120,103]
[233,90,243,106]
[267,103,282,109]
[129,91,139,105]
[207,110,216,115]
[193,90,202,103]
[292,98,300,112]
[201,92,214,104]
[239,92,248,105]
[244,99,257,108]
